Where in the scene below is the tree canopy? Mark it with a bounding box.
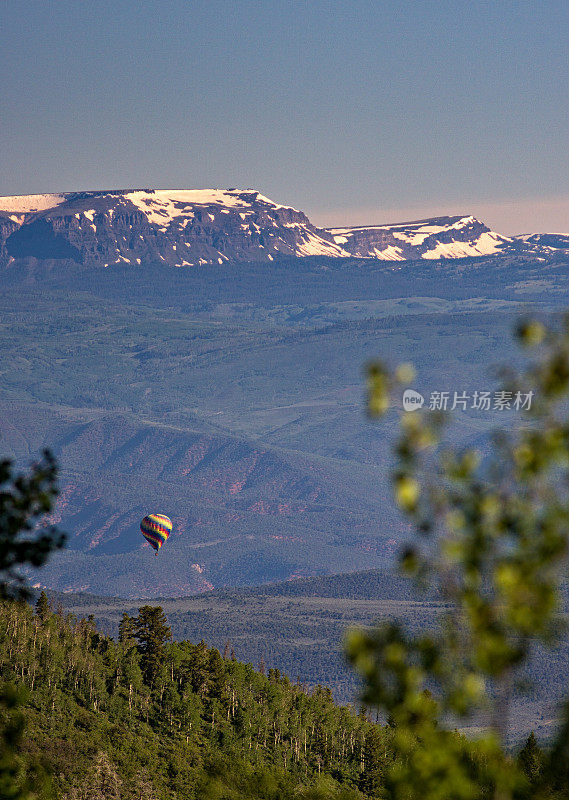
[0,449,64,799]
[346,316,569,799]
[0,449,65,600]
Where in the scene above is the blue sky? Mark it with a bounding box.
[1,0,567,233]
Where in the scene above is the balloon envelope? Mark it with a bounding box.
[140,513,172,552]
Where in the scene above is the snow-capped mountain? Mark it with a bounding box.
[0,189,567,268]
[512,232,569,254]
[0,189,348,269]
[327,215,512,260]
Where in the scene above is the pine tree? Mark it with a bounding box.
[34,591,51,624]
[180,640,211,698]
[208,648,225,700]
[518,731,543,788]
[358,727,385,797]
[133,606,171,687]
[118,612,136,647]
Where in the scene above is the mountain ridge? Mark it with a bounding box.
[1,188,566,268]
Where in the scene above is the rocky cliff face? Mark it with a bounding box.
[0,214,21,265]
[1,189,567,268]
[0,189,347,269]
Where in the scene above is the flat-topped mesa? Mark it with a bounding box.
[0,188,348,268]
[1,189,567,268]
[327,215,513,260]
[514,232,569,254]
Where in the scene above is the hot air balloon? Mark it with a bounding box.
[140,513,172,554]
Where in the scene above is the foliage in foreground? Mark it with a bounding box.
[0,450,65,601]
[0,450,64,800]
[346,316,569,799]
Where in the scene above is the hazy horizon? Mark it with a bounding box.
[1,0,567,237]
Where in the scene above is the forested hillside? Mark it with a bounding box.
[51,570,569,741]
[0,595,389,799]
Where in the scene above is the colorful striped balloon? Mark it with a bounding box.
[140,513,172,553]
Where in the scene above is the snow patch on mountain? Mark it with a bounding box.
[0,193,67,213]
[125,189,300,226]
[422,231,507,259]
[294,229,348,257]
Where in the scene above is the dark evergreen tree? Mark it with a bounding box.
[34,590,51,624]
[180,639,212,698]
[208,648,225,700]
[134,605,171,687]
[518,731,543,788]
[359,727,385,797]
[118,612,136,647]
